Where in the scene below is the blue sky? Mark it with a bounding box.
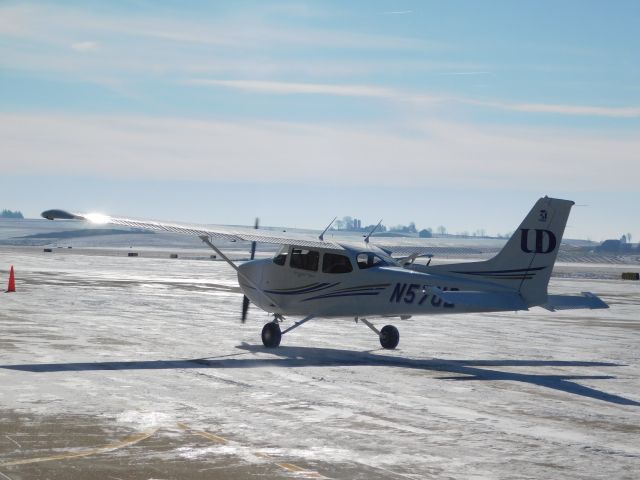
[1,1,638,240]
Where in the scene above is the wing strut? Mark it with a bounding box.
[199,235,281,310]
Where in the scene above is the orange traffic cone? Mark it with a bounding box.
[6,265,15,293]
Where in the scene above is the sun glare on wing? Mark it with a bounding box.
[85,213,111,224]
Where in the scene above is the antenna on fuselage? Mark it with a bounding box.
[318,216,337,241]
[364,219,383,244]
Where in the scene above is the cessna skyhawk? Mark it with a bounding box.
[42,196,607,350]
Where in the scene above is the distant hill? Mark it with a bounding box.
[1,209,24,219]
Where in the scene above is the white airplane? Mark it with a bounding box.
[42,196,608,350]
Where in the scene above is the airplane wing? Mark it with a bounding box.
[40,209,343,250]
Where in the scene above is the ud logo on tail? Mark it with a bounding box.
[520,229,557,254]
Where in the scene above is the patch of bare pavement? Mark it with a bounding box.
[1,246,639,479]
[0,410,355,479]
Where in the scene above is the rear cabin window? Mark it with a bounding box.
[322,253,353,274]
[290,248,319,271]
[273,246,289,266]
[357,252,387,269]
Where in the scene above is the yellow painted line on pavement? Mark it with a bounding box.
[176,422,227,444]
[277,462,308,472]
[276,463,324,478]
[177,423,324,478]
[276,462,324,478]
[0,428,158,467]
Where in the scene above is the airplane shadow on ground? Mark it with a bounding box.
[2,344,638,406]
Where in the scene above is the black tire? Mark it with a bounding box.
[261,322,282,348]
[379,325,399,349]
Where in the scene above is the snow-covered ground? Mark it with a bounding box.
[1,247,639,479]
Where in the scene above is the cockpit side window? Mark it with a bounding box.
[290,248,319,271]
[356,252,387,269]
[273,246,289,266]
[322,253,353,274]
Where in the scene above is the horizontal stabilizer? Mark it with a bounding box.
[541,292,609,311]
[429,287,528,311]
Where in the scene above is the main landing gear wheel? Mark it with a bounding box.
[379,325,399,349]
[261,322,282,348]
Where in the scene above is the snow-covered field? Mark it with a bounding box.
[1,247,639,479]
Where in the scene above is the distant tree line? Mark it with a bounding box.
[333,216,420,234]
[1,209,24,219]
[332,215,516,240]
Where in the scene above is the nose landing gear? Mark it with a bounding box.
[261,321,282,348]
[261,314,315,348]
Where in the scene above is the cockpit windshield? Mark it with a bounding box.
[273,245,288,266]
[356,252,388,269]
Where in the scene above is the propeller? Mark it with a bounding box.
[241,217,259,323]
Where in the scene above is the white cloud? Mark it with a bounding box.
[0,3,437,88]
[71,41,98,52]
[465,99,640,119]
[1,113,638,192]
[0,3,425,50]
[189,78,640,118]
[504,102,640,118]
[1,4,638,121]
[187,79,397,98]
[0,4,36,37]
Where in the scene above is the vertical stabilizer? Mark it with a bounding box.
[437,197,574,306]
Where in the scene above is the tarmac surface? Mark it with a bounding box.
[1,246,639,479]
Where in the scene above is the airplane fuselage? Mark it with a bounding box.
[238,245,518,318]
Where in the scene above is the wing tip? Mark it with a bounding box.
[41,209,83,221]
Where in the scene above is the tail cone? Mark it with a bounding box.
[6,265,15,293]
